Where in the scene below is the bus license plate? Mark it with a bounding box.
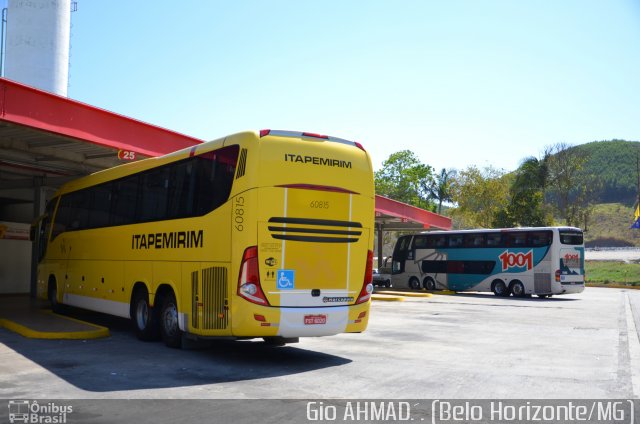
[304,314,327,325]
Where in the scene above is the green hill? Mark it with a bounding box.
[585,203,640,247]
[575,140,640,246]
[573,140,640,206]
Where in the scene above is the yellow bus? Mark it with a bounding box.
[36,130,375,347]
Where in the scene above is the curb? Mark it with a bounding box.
[371,294,405,302]
[375,290,433,298]
[586,283,640,290]
[376,289,457,296]
[0,312,110,340]
[429,290,457,295]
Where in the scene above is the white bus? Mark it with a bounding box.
[391,227,585,298]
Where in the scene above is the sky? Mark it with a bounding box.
[41,1,640,171]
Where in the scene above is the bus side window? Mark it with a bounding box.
[449,235,463,248]
[194,145,239,215]
[413,236,427,249]
[68,190,90,230]
[139,167,170,222]
[435,236,447,248]
[38,198,57,261]
[111,175,139,226]
[424,235,436,248]
[167,161,195,219]
[51,196,70,240]
[486,233,502,247]
[507,232,526,247]
[464,234,485,248]
[530,231,552,246]
[88,183,112,229]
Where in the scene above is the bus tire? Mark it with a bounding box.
[423,277,436,291]
[492,280,509,297]
[510,281,525,298]
[48,277,65,314]
[159,292,182,348]
[409,277,421,290]
[131,288,160,341]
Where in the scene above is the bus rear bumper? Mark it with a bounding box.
[558,282,585,294]
[230,302,370,338]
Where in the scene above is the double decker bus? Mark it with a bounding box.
[391,227,585,298]
[36,130,375,347]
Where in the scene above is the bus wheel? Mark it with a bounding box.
[48,278,64,314]
[424,277,436,291]
[409,277,421,290]
[132,289,160,341]
[160,292,182,348]
[492,280,509,297]
[384,279,391,288]
[510,281,525,298]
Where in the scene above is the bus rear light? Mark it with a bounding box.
[238,246,269,305]
[555,269,561,282]
[356,283,374,304]
[357,311,367,319]
[302,132,329,139]
[356,250,374,304]
[258,129,362,150]
[253,314,266,322]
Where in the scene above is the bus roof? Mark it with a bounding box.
[407,226,584,236]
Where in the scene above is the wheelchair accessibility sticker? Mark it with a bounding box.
[277,269,295,290]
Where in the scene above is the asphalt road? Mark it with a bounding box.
[1,287,639,400]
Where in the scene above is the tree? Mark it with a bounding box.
[450,165,510,228]
[545,142,597,227]
[428,168,456,214]
[374,150,435,209]
[495,156,553,227]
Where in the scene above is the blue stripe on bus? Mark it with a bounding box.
[422,245,552,291]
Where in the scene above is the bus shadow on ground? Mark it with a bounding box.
[1,308,351,393]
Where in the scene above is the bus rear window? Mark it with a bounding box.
[559,230,584,245]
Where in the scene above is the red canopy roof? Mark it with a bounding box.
[0,77,451,230]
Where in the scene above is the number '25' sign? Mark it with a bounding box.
[118,150,137,161]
